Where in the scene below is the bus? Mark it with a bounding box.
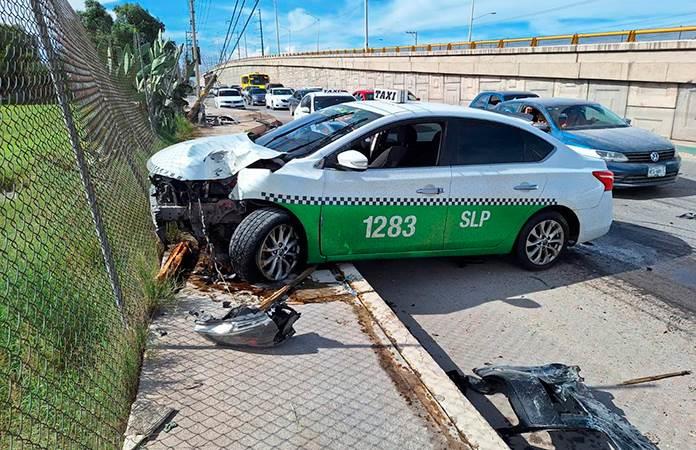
[241,72,270,90]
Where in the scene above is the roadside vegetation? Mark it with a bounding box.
[0,2,194,446]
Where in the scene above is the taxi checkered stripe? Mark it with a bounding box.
[262,192,557,207]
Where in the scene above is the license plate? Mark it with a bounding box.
[647,165,666,177]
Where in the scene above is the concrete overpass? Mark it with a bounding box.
[216,39,696,144]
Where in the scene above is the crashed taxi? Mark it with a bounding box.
[148,89,613,282]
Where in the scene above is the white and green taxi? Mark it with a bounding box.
[148,89,614,281]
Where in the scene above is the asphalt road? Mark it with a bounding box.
[357,159,696,449]
[250,106,696,449]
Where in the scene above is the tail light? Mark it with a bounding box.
[592,170,614,191]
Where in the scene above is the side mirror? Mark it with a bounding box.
[624,117,632,125]
[299,106,310,113]
[336,150,368,171]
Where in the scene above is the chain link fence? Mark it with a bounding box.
[1,0,163,447]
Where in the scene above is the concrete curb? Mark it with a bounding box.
[338,263,509,450]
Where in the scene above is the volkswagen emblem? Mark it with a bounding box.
[650,151,660,162]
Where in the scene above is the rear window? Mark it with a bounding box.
[314,95,354,110]
[503,93,539,101]
[273,89,293,95]
[219,89,240,97]
[249,88,266,94]
[441,118,555,165]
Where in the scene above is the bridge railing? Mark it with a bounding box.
[251,25,696,59]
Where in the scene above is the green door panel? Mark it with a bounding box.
[321,204,447,256]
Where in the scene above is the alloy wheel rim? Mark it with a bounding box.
[525,219,564,266]
[256,224,300,280]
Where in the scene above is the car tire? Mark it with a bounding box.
[229,207,305,282]
[514,211,569,271]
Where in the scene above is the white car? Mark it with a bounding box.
[265,88,294,110]
[148,89,614,281]
[215,88,245,108]
[293,91,356,120]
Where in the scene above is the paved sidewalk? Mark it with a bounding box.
[125,270,467,449]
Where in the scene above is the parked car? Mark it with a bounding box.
[214,88,245,108]
[148,91,613,281]
[266,87,294,110]
[244,87,266,106]
[267,83,284,90]
[470,91,539,110]
[288,87,323,114]
[292,91,356,119]
[494,98,681,187]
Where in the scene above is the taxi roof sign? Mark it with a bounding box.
[374,88,408,103]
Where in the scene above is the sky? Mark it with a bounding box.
[69,0,696,68]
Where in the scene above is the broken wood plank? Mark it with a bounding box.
[156,241,193,282]
[258,266,316,311]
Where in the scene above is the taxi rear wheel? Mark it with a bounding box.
[229,207,305,282]
[515,211,569,270]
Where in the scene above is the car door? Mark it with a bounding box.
[440,117,555,250]
[320,120,451,257]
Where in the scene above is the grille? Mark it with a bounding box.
[625,149,675,162]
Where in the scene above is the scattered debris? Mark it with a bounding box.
[678,212,695,220]
[154,327,167,337]
[466,363,658,450]
[122,400,175,450]
[222,301,232,308]
[193,267,316,348]
[620,370,691,385]
[163,421,178,433]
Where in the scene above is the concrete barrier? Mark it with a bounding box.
[215,40,696,144]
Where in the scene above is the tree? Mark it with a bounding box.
[78,0,113,40]
[113,3,164,46]
[0,25,51,104]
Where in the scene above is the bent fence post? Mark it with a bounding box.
[29,0,128,327]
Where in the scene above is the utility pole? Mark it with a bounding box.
[274,0,280,55]
[258,8,265,56]
[364,0,369,50]
[188,0,202,96]
[467,0,475,42]
[237,32,242,59]
[244,32,248,58]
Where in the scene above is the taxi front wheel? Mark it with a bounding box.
[515,211,569,270]
[229,208,305,282]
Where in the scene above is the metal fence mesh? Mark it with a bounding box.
[1,0,160,447]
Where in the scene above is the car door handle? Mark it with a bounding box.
[416,185,444,195]
[514,183,539,191]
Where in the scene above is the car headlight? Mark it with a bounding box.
[567,145,628,162]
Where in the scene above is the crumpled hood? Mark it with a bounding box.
[147,133,281,181]
[558,126,673,153]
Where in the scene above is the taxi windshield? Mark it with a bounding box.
[547,104,628,130]
[255,105,381,156]
[272,88,293,95]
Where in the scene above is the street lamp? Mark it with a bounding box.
[467,0,496,42]
[405,31,418,46]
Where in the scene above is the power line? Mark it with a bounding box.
[221,0,248,63]
[223,0,261,63]
[476,0,600,27]
[218,0,241,63]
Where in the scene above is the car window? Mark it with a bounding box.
[255,105,381,157]
[219,89,240,97]
[300,95,311,108]
[249,88,265,94]
[547,104,627,130]
[440,118,554,165]
[471,94,489,108]
[342,121,444,169]
[314,95,354,111]
[495,103,519,114]
[488,95,502,107]
[273,88,293,95]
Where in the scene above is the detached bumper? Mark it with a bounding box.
[610,158,680,187]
